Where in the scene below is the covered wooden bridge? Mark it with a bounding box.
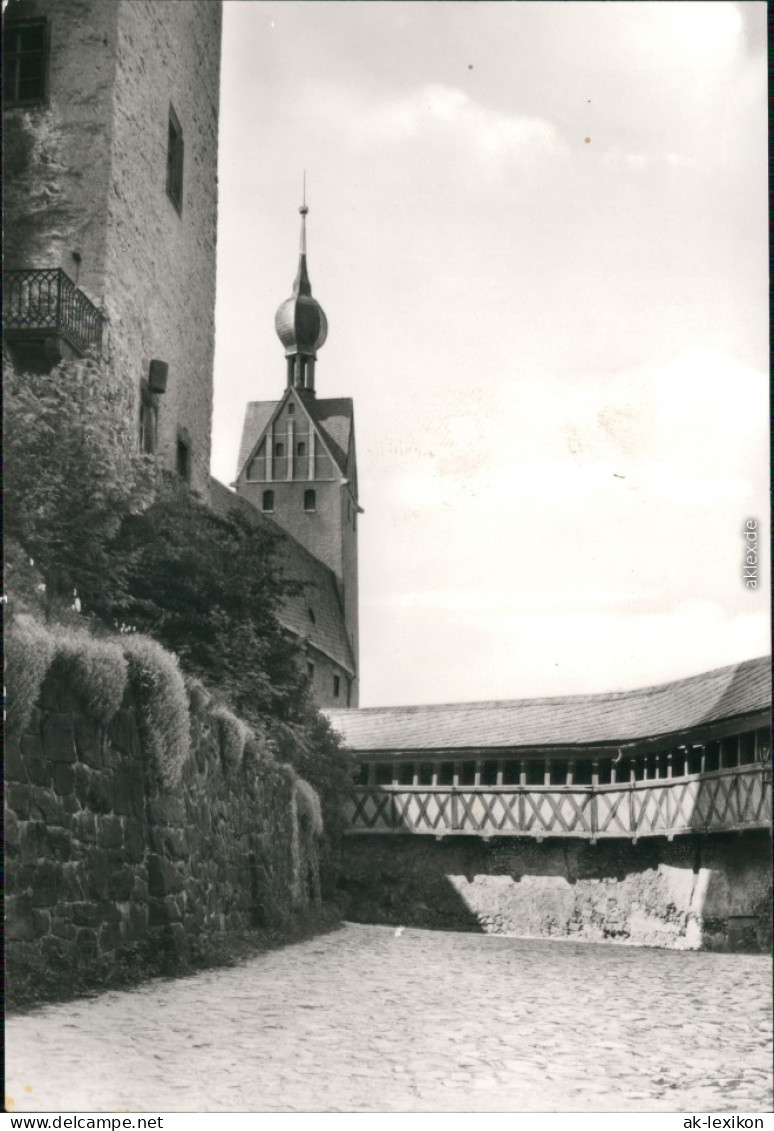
[327,656,770,842]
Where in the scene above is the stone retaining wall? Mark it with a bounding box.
[6,672,320,991]
[339,833,771,951]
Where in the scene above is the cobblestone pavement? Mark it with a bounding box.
[6,924,772,1113]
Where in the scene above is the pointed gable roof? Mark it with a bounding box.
[236,401,279,477]
[237,391,355,480]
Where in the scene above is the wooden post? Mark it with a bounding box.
[544,758,551,787]
[474,759,482,787]
[496,760,504,787]
[412,762,419,788]
[367,761,376,787]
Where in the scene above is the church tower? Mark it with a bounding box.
[234,201,360,705]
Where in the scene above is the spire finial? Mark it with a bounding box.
[299,171,308,254]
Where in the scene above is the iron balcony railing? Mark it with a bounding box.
[3,267,105,356]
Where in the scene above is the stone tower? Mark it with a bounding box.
[2,0,222,495]
[235,203,360,706]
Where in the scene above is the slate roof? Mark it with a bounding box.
[208,478,355,675]
[326,656,771,751]
[236,392,354,478]
[236,401,278,477]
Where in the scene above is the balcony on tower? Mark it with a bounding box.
[3,268,105,371]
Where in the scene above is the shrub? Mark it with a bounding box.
[52,628,128,725]
[186,676,212,716]
[211,705,250,771]
[5,613,56,733]
[294,778,324,838]
[122,634,190,789]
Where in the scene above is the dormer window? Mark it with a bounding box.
[288,403,295,415]
[297,442,306,457]
[262,490,274,512]
[275,442,284,457]
[304,489,316,512]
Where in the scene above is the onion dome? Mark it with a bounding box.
[275,202,328,359]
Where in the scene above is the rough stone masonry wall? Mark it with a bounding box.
[339,834,771,951]
[6,672,320,991]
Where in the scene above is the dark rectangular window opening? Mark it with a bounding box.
[166,106,184,214]
[333,674,340,698]
[3,19,48,107]
[573,760,593,786]
[598,759,613,785]
[721,737,738,769]
[176,437,190,481]
[550,760,569,786]
[355,763,369,786]
[375,763,393,786]
[480,761,499,786]
[288,403,295,415]
[704,741,720,773]
[459,761,476,786]
[306,661,315,682]
[437,762,454,786]
[297,442,306,457]
[304,489,316,511]
[525,761,544,786]
[275,442,284,457]
[418,762,434,786]
[262,489,274,512]
[739,733,756,765]
[687,746,703,775]
[397,762,414,786]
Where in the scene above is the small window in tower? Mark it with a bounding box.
[166,105,184,214]
[304,489,316,512]
[3,20,48,107]
[333,674,340,698]
[139,383,158,455]
[176,435,191,482]
[262,489,274,512]
[307,661,315,682]
[297,442,306,457]
[308,607,316,624]
[275,442,284,457]
[288,403,295,415]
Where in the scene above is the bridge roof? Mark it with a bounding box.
[326,656,771,751]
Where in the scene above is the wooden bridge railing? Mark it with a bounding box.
[345,764,770,841]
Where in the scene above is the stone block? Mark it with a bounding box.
[5,809,20,853]
[98,918,123,952]
[123,818,145,863]
[53,763,76,797]
[147,796,186,827]
[147,853,183,897]
[46,827,72,862]
[19,820,48,863]
[86,772,114,815]
[31,786,70,827]
[7,894,35,940]
[73,764,91,807]
[108,866,137,901]
[148,897,181,926]
[32,909,52,937]
[41,715,76,762]
[51,915,78,940]
[62,793,80,816]
[165,922,190,962]
[26,758,54,787]
[98,815,125,850]
[132,875,149,902]
[59,861,83,899]
[74,714,105,768]
[122,903,148,943]
[156,826,189,862]
[31,860,64,907]
[20,732,44,760]
[84,850,110,901]
[7,783,35,820]
[114,769,144,817]
[7,862,36,896]
[5,737,27,783]
[74,810,98,844]
[41,933,77,969]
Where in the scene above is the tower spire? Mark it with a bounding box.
[274,182,328,393]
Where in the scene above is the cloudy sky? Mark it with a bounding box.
[212,1,769,707]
